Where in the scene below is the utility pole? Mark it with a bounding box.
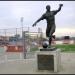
[21,17,26,59]
[21,17,23,34]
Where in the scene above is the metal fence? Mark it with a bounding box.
[0,26,44,61]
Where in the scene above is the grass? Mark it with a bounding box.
[30,44,75,52]
[54,44,75,52]
[30,47,39,52]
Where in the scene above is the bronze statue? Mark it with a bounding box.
[32,4,63,46]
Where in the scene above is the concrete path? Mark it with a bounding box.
[0,53,75,74]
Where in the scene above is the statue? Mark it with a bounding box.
[32,4,63,47]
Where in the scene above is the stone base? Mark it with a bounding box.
[40,47,57,51]
[35,48,61,72]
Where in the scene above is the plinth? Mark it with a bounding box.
[35,48,61,72]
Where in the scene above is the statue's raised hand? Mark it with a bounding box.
[32,23,36,27]
[59,4,63,7]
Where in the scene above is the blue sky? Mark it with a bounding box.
[0,1,75,37]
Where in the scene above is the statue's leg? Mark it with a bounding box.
[49,35,52,45]
[46,27,52,46]
[49,25,55,46]
[46,27,50,37]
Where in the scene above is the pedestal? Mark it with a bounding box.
[35,48,61,72]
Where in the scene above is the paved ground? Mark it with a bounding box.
[0,53,75,74]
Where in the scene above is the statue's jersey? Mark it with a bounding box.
[40,11,57,27]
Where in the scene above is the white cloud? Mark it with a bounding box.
[55,28,75,37]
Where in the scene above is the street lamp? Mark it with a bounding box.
[21,17,23,32]
[21,17,26,59]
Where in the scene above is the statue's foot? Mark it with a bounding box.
[48,45,51,48]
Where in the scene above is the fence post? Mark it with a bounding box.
[22,31,26,59]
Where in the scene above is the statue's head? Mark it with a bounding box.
[46,5,50,11]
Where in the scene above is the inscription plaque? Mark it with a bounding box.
[37,55,54,70]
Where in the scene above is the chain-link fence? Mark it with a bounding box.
[0,27,44,60]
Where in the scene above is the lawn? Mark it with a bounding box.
[30,47,39,52]
[54,44,75,52]
[30,44,75,52]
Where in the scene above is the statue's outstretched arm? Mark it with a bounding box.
[32,14,45,27]
[53,4,63,15]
